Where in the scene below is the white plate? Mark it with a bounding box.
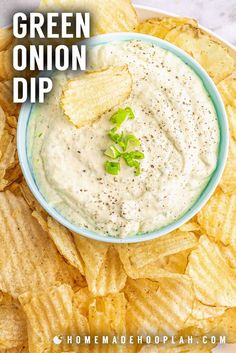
[134,4,236,353]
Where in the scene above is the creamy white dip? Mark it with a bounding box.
[28,40,219,237]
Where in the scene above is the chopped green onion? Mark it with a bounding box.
[123,151,144,176]
[123,134,140,151]
[105,161,120,175]
[104,107,144,176]
[108,127,124,144]
[110,109,127,127]
[124,107,135,120]
[110,107,135,127]
[123,151,144,162]
[104,145,121,159]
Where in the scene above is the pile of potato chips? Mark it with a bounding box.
[0,1,236,352]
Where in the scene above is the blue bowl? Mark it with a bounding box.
[17,32,229,244]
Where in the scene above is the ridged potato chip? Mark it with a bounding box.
[89,293,126,352]
[212,308,236,343]
[3,164,22,191]
[135,16,197,39]
[217,77,236,109]
[0,304,27,349]
[19,180,47,226]
[138,343,215,353]
[183,308,236,344]
[61,66,132,128]
[19,284,74,353]
[220,242,236,268]
[191,300,226,320]
[165,24,235,83]
[186,235,236,306]
[0,46,14,81]
[73,236,109,294]
[118,230,197,269]
[89,293,126,336]
[0,81,18,115]
[0,28,13,51]
[180,300,226,337]
[0,111,16,190]
[73,287,93,318]
[125,277,194,336]
[94,246,127,296]
[219,137,236,194]
[0,346,29,353]
[74,236,126,296]
[0,191,84,298]
[47,217,85,275]
[39,0,138,35]
[197,189,236,245]
[119,246,191,280]
[226,105,236,141]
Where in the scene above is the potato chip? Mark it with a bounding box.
[74,235,126,296]
[73,236,108,294]
[179,300,226,337]
[118,230,197,270]
[183,308,236,344]
[197,189,236,245]
[19,180,47,222]
[138,343,215,353]
[89,293,126,336]
[94,246,127,296]
[125,277,194,336]
[6,116,17,129]
[0,191,84,298]
[135,17,197,39]
[165,25,235,83]
[39,0,138,35]
[0,346,29,353]
[0,47,14,81]
[0,28,13,51]
[73,287,93,318]
[19,284,73,353]
[220,242,236,268]
[61,66,132,128]
[0,106,5,137]
[186,235,236,306]
[47,217,85,275]
[219,137,236,194]
[4,164,23,190]
[191,301,226,320]
[0,130,16,191]
[178,218,201,233]
[89,293,126,352]
[217,77,236,109]
[213,308,236,343]
[0,81,18,115]
[0,304,27,349]
[226,105,236,141]
[118,245,191,281]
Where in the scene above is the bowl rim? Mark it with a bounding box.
[17,32,229,244]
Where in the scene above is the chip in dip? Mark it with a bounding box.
[28,40,219,237]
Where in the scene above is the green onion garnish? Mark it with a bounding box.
[108,127,124,144]
[110,107,135,127]
[104,107,145,176]
[105,161,120,175]
[123,134,140,151]
[104,145,121,159]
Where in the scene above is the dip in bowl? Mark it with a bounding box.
[17,33,228,243]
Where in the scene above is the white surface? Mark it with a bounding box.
[0,0,235,351]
